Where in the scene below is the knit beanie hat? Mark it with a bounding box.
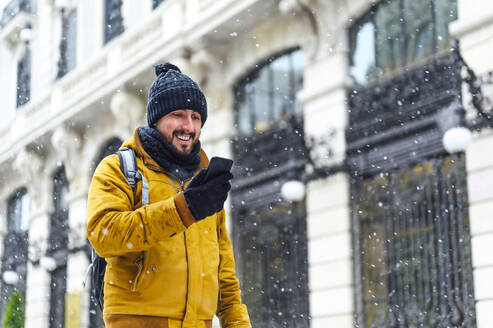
[146,62,207,126]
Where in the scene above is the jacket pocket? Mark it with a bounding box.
[130,250,150,292]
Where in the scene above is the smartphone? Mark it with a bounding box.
[204,157,233,182]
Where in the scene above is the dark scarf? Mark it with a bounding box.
[138,126,201,181]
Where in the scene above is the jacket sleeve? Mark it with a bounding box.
[216,209,251,328]
[87,154,190,258]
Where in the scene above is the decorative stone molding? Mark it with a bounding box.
[109,91,145,137]
[190,48,215,88]
[279,0,346,61]
[0,11,31,50]
[278,0,320,60]
[12,148,51,214]
[51,125,83,185]
[190,48,232,111]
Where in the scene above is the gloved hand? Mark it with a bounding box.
[184,169,233,221]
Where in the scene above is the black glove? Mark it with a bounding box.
[184,169,233,221]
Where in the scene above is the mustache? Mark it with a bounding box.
[173,130,195,139]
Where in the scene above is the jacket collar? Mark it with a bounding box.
[122,127,209,173]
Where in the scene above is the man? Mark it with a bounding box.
[87,63,251,328]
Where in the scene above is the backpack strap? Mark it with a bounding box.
[117,147,149,206]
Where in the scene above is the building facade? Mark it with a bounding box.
[0,0,492,327]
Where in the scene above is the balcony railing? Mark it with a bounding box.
[0,0,30,29]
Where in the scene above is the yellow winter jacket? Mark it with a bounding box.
[87,129,251,328]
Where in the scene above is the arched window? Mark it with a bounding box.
[48,167,69,328]
[1,188,30,321]
[231,49,309,328]
[234,48,305,135]
[349,0,458,85]
[347,1,476,326]
[90,137,123,174]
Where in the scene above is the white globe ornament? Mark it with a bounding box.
[19,26,32,43]
[443,127,472,154]
[40,256,57,272]
[2,270,19,285]
[281,180,306,202]
[55,0,70,10]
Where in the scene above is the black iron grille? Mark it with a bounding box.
[352,154,476,327]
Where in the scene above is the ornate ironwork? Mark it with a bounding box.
[0,0,31,28]
[346,51,463,176]
[454,44,493,130]
[352,155,476,327]
[232,199,309,328]
[230,117,309,328]
[104,0,124,44]
[231,117,306,180]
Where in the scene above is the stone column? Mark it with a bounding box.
[297,3,354,326]
[13,149,52,328]
[51,126,90,328]
[450,2,493,327]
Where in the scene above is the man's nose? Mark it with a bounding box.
[181,114,194,131]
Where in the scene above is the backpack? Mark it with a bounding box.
[83,147,149,311]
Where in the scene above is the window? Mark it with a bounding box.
[152,0,165,9]
[8,188,30,232]
[1,188,30,320]
[57,9,77,79]
[0,0,31,28]
[234,49,305,135]
[349,0,457,85]
[16,49,30,108]
[104,0,124,44]
[352,155,476,327]
[48,168,69,328]
[234,202,309,328]
[232,49,309,328]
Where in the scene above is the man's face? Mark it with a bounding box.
[155,109,202,155]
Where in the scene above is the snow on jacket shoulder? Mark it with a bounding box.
[86,128,251,327]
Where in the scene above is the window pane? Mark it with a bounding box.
[20,193,30,231]
[251,67,270,131]
[237,88,252,135]
[404,0,433,64]
[252,90,270,132]
[350,19,376,85]
[9,191,30,232]
[435,0,458,49]
[16,50,31,108]
[375,0,401,75]
[66,10,77,72]
[271,55,291,122]
[234,49,305,135]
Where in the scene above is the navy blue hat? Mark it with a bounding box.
[146,63,207,126]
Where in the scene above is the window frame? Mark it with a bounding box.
[233,47,305,136]
[348,0,457,86]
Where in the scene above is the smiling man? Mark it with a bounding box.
[87,63,251,328]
